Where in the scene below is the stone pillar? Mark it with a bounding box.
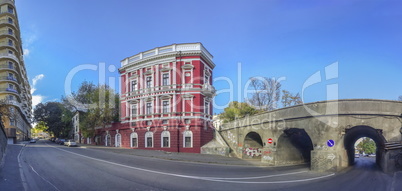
[310,150,338,172]
[261,148,276,165]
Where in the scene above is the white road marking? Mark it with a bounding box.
[17,145,28,191]
[47,143,335,184]
[28,164,61,191]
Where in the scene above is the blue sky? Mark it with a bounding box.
[16,0,402,114]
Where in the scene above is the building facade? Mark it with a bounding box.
[96,43,216,153]
[0,0,32,143]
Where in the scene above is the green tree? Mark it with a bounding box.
[357,138,376,154]
[220,101,259,123]
[62,82,119,138]
[32,121,48,134]
[33,102,71,138]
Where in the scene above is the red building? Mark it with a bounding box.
[96,43,215,153]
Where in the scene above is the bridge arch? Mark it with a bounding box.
[276,128,314,165]
[243,132,263,159]
[343,125,386,166]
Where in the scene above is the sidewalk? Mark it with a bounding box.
[0,143,27,191]
[77,143,271,167]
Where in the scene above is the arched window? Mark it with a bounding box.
[161,131,170,148]
[105,134,111,146]
[183,131,193,148]
[115,133,121,147]
[145,131,153,148]
[130,132,138,148]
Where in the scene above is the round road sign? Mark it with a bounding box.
[268,138,273,144]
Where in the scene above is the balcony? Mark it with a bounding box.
[0,76,18,82]
[0,87,18,94]
[0,63,16,71]
[201,83,216,97]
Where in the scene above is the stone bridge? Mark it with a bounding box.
[203,99,402,172]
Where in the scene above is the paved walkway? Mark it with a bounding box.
[0,143,27,191]
[77,142,272,167]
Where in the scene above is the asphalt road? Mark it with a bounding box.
[14,140,401,191]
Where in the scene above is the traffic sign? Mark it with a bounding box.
[268,138,273,144]
[327,139,335,147]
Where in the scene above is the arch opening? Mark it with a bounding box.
[276,128,313,165]
[344,126,385,166]
[243,132,263,159]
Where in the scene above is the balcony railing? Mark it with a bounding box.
[0,76,18,82]
[0,53,19,61]
[201,83,216,97]
[0,87,19,93]
[121,43,213,67]
[0,64,15,70]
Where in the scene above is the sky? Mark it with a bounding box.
[16,0,402,114]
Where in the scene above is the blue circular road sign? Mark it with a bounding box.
[327,139,335,147]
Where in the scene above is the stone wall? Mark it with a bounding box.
[0,122,7,167]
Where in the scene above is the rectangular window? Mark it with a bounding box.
[10,118,16,126]
[131,105,137,116]
[8,95,14,101]
[8,84,14,89]
[8,62,13,69]
[8,40,13,46]
[162,137,169,147]
[146,137,153,147]
[132,138,137,147]
[131,80,137,91]
[8,18,13,24]
[162,101,169,113]
[162,73,169,86]
[205,102,209,115]
[185,137,192,148]
[8,29,13,35]
[162,120,168,124]
[146,102,152,115]
[8,6,14,14]
[146,76,152,88]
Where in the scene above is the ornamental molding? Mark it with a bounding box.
[182,94,194,99]
[159,94,172,100]
[144,96,155,102]
[160,67,172,72]
[181,64,194,70]
[129,74,139,79]
[143,70,154,75]
[204,69,211,76]
[128,99,140,104]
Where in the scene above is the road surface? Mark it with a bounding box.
[8,140,401,191]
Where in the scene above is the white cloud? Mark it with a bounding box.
[32,95,45,108]
[32,74,44,87]
[23,48,30,56]
[31,74,45,108]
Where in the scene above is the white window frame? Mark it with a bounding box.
[162,100,169,113]
[131,80,137,91]
[183,130,193,148]
[105,134,111,146]
[131,104,137,116]
[161,131,170,148]
[146,76,152,88]
[145,131,154,148]
[130,132,138,148]
[115,133,121,147]
[204,101,210,115]
[162,72,170,86]
[146,102,152,115]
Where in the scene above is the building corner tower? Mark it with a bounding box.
[0,0,32,143]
